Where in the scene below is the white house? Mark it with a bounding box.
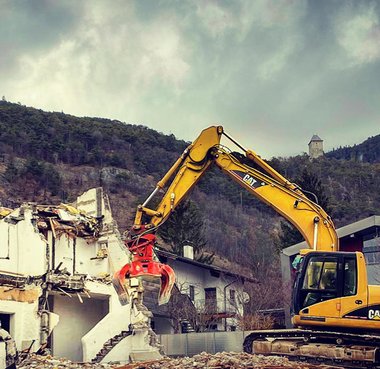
[144,247,253,334]
[0,188,161,364]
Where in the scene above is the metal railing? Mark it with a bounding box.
[194,299,237,315]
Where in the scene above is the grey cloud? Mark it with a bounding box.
[0,0,83,74]
[1,0,379,158]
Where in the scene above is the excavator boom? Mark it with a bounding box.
[113,125,338,305]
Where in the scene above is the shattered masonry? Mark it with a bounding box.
[0,188,161,365]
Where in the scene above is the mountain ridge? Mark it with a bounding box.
[0,100,379,272]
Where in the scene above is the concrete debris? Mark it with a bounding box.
[3,202,101,238]
[46,272,86,292]
[36,204,101,239]
[18,354,116,369]
[16,352,340,369]
[116,352,335,369]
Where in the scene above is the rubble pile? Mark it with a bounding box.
[17,352,336,369]
[116,352,329,369]
[18,354,116,369]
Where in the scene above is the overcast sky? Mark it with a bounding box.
[1,0,380,158]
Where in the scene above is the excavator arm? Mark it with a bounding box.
[213,148,337,252]
[113,125,338,305]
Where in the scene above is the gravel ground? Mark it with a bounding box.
[18,352,339,369]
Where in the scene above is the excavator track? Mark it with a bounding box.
[243,329,380,368]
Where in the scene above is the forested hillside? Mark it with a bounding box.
[0,100,379,274]
[326,135,380,163]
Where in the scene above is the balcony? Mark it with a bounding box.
[195,299,238,319]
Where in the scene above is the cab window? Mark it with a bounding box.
[301,257,338,308]
[302,260,337,291]
[343,258,357,296]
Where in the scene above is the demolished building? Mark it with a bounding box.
[0,188,160,365]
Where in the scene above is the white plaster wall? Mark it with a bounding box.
[167,260,206,303]
[51,293,108,362]
[74,187,131,276]
[75,188,102,218]
[82,280,162,363]
[0,299,41,351]
[54,234,74,274]
[75,238,108,276]
[85,281,120,312]
[82,304,132,362]
[106,236,131,274]
[0,209,46,276]
[74,236,131,278]
[0,342,5,369]
[82,302,159,364]
[82,282,124,362]
[167,260,245,331]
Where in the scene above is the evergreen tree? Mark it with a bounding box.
[277,168,330,250]
[158,200,214,264]
[297,168,330,212]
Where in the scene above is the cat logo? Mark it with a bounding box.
[368,309,380,320]
[243,174,257,187]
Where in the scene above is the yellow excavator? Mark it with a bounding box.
[113,126,380,368]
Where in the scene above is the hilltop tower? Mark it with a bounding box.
[308,134,323,159]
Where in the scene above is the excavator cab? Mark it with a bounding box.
[292,251,372,329]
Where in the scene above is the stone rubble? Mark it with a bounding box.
[18,352,339,369]
[18,354,116,369]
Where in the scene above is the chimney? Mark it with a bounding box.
[183,244,194,260]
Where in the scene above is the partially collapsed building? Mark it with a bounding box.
[0,188,160,365]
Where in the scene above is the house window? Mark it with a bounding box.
[189,285,195,301]
[205,288,217,313]
[229,289,236,304]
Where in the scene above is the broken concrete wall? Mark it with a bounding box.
[0,299,41,351]
[0,187,159,364]
[74,187,132,273]
[77,189,160,363]
[0,342,5,368]
[0,206,46,275]
[0,207,46,353]
[49,293,109,362]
